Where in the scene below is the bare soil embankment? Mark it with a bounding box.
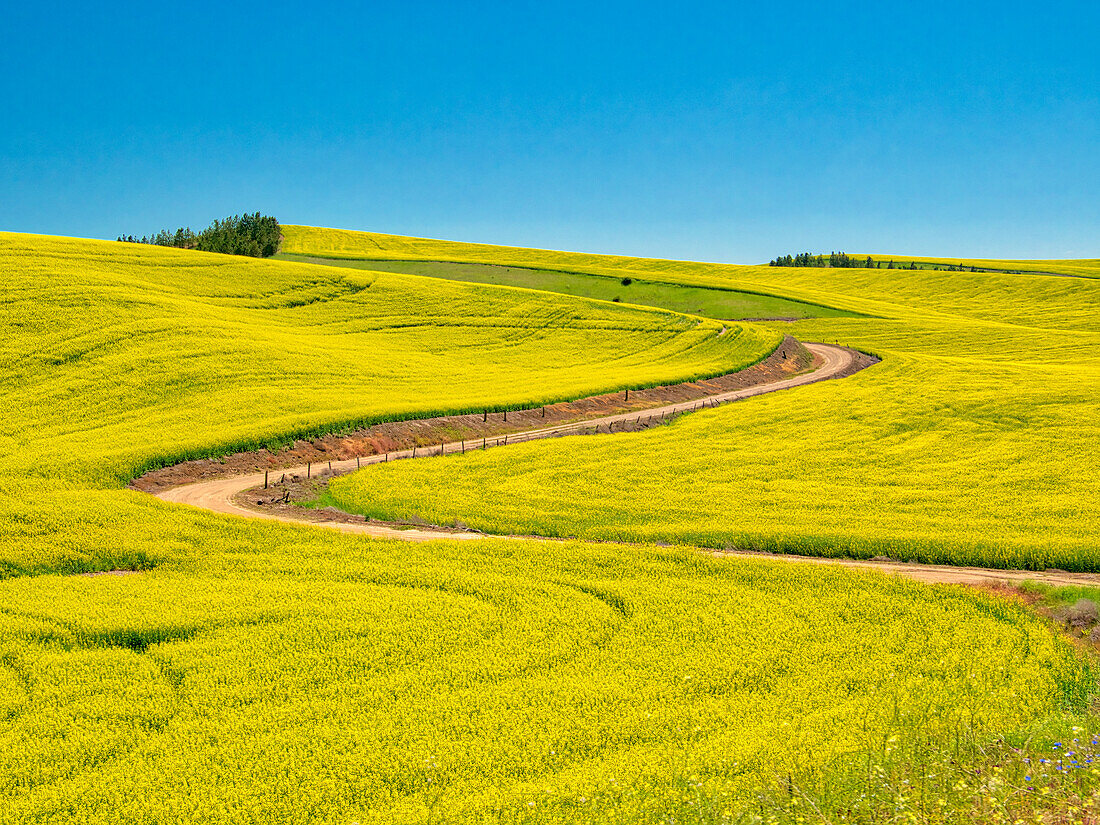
[152,341,864,536]
[134,335,858,493]
[144,340,1100,590]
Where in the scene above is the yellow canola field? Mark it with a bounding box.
[328,241,1100,571]
[865,254,1100,278]
[0,521,1091,823]
[0,232,777,487]
[1,228,1098,822]
[281,223,1100,284]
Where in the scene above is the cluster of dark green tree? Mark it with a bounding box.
[117,213,281,258]
[769,252,877,268]
[768,252,973,271]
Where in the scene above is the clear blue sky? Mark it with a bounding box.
[2,1,1097,263]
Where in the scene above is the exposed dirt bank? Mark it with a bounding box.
[154,341,864,536]
[135,335,864,493]
[145,340,1100,590]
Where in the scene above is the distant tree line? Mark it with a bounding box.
[768,252,974,272]
[769,252,871,268]
[118,213,281,258]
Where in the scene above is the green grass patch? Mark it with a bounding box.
[274,253,861,320]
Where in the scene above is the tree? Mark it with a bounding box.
[117,213,280,258]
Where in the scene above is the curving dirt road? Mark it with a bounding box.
[153,342,1100,589]
[158,342,855,532]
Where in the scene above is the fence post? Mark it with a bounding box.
[542,406,545,418]
[264,470,268,489]
[461,439,465,454]
[307,462,311,479]
[625,388,629,401]
[356,456,360,469]
[328,460,332,472]
[504,409,507,422]
[483,437,487,450]
[484,409,487,422]
[412,445,416,458]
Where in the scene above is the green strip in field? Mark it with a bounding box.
[274,253,860,321]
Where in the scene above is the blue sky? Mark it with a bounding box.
[2,1,1097,263]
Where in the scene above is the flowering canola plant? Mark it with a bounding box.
[0,232,777,487]
[326,233,1100,572]
[0,526,1094,823]
[0,229,1098,822]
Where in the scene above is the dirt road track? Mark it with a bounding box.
[154,343,1100,589]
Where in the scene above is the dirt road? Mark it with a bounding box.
[153,342,1100,589]
[158,341,855,529]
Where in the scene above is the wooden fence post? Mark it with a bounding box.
[625,388,629,401]
[356,456,360,469]
[503,409,507,422]
[484,409,487,422]
[483,437,487,450]
[461,440,465,454]
[412,445,416,458]
[264,470,268,489]
[307,462,311,479]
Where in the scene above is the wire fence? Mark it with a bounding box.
[260,344,860,489]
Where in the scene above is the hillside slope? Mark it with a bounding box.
[320,236,1100,570]
[281,223,1100,283]
[0,232,779,486]
[1,229,1097,822]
